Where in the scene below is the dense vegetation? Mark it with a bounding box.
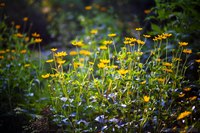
[0,0,199,132]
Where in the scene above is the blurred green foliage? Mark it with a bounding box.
[146,0,200,50]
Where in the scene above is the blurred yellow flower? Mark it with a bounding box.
[15,25,21,29]
[100,59,110,64]
[85,6,92,10]
[189,96,197,101]
[97,63,106,69]
[108,33,117,37]
[41,73,50,79]
[15,33,23,38]
[140,80,146,85]
[179,93,185,98]
[103,40,113,45]
[55,51,67,57]
[69,51,78,56]
[99,46,107,50]
[0,56,4,59]
[163,62,172,67]
[57,60,66,65]
[90,29,98,34]
[195,59,200,63]
[177,111,191,120]
[173,58,182,62]
[0,50,6,54]
[144,9,151,14]
[137,40,145,45]
[157,78,165,83]
[20,49,27,54]
[79,50,91,56]
[143,34,151,38]
[135,28,142,31]
[71,40,85,47]
[46,59,54,63]
[143,96,150,102]
[34,38,42,43]
[23,17,28,21]
[183,49,192,54]
[73,62,83,68]
[179,42,188,47]
[118,69,129,75]
[183,87,191,92]
[89,62,94,65]
[51,48,57,52]
[24,64,30,67]
[163,68,173,73]
[32,32,40,38]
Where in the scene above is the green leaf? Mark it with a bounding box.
[151,23,161,33]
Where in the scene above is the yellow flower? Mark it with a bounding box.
[135,28,143,31]
[73,62,83,68]
[97,63,106,69]
[50,73,59,78]
[15,33,23,38]
[23,17,28,21]
[144,9,151,14]
[100,59,110,64]
[0,50,6,54]
[55,51,67,57]
[32,32,40,38]
[57,60,65,65]
[99,46,107,50]
[25,37,29,42]
[179,42,188,47]
[118,69,129,75]
[109,65,118,69]
[177,111,191,120]
[89,62,94,65]
[183,49,192,54]
[143,34,151,38]
[137,40,145,45]
[0,56,4,59]
[0,2,5,7]
[85,6,92,10]
[163,68,173,73]
[79,50,91,56]
[71,40,85,47]
[143,96,150,102]
[163,62,173,67]
[11,50,16,53]
[15,25,21,29]
[69,51,78,56]
[20,49,27,54]
[46,59,54,63]
[34,38,42,43]
[79,58,84,62]
[90,29,98,34]
[41,73,50,79]
[103,40,113,45]
[157,78,165,83]
[51,48,57,52]
[156,58,161,62]
[183,87,191,92]
[140,80,146,85]
[173,58,182,62]
[195,59,200,63]
[189,96,197,101]
[134,51,143,56]
[108,33,117,37]
[179,93,185,98]
[24,64,30,67]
